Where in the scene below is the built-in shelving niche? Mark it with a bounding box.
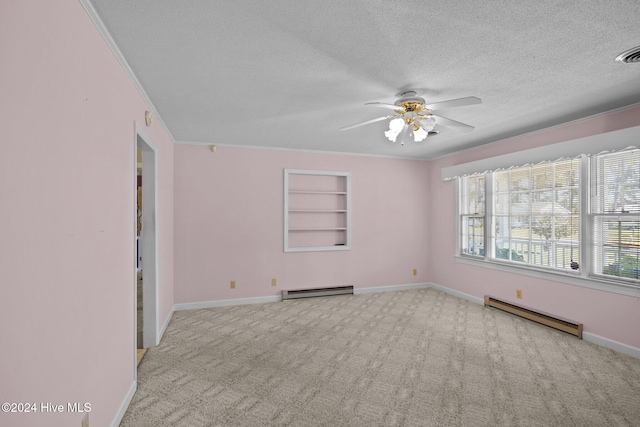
[284,169,351,252]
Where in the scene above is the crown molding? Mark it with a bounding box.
[175,140,430,161]
[77,0,176,142]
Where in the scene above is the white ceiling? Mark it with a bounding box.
[88,0,640,159]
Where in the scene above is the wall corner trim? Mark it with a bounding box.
[110,380,136,427]
[159,306,175,342]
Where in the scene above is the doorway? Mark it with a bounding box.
[135,127,159,366]
[136,148,143,361]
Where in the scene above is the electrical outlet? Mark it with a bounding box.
[413,268,417,276]
[230,280,236,289]
[82,414,89,427]
[516,289,522,299]
[271,278,277,287]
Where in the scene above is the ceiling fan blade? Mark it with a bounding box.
[432,113,475,133]
[364,102,405,111]
[425,96,482,110]
[433,123,447,133]
[340,115,391,131]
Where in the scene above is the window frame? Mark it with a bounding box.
[459,174,486,258]
[455,154,640,297]
[590,150,640,283]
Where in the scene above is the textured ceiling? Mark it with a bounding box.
[88,0,640,159]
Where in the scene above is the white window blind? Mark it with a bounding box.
[592,150,640,281]
[456,143,640,293]
[460,175,485,257]
[491,159,580,270]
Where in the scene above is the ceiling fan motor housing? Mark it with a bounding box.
[394,91,427,112]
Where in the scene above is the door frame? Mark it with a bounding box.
[134,124,159,356]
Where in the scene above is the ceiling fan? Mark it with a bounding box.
[340,91,482,145]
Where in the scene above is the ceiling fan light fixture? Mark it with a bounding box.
[384,117,405,142]
[419,115,436,132]
[413,126,428,142]
[384,129,399,142]
[389,117,404,131]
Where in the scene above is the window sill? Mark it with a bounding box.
[455,255,640,298]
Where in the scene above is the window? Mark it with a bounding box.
[492,159,580,270]
[460,174,485,257]
[592,150,640,281]
[458,150,640,290]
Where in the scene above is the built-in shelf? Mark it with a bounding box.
[284,169,351,252]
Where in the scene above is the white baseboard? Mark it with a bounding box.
[583,332,640,359]
[174,295,282,311]
[428,282,485,305]
[429,282,640,360]
[175,284,432,310]
[111,380,136,427]
[172,283,640,361]
[355,282,430,294]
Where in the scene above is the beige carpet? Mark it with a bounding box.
[121,288,640,426]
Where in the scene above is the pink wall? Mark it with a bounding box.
[174,146,429,303]
[174,108,640,352]
[3,2,637,425]
[0,1,174,426]
[427,105,640,350]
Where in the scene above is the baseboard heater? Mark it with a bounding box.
[484,295,583,339]
[282,285,354,300]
